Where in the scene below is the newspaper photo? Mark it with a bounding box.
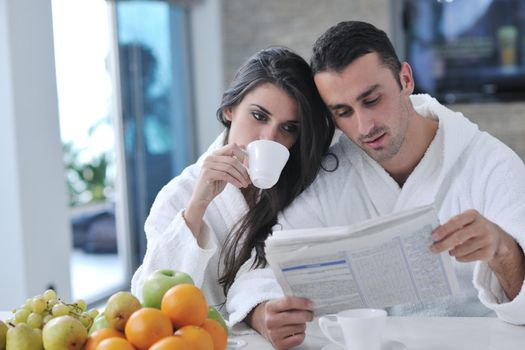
[265,205,460,315]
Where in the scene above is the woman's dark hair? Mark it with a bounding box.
[217,47,335,294]
[311,21,403,89]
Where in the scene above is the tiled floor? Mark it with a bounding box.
[70,249,126,304]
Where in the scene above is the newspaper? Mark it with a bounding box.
[265,205,460,315]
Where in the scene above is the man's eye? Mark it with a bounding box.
[364,97,379,106]
[252,112,267,121]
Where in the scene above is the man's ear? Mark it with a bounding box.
[399,62,414,95]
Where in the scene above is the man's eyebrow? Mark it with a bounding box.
[356,84,380,101]
[326,84,381,110]
[251,104,272,115]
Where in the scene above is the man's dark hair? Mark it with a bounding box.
[311,21,402,88]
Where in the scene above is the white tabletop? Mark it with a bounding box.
[2,312,523,349]
[231,316,525,350]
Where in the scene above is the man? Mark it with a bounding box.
[226,21,525,349]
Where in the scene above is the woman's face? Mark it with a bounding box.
[224,83,300,149]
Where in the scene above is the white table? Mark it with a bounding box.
[2,312,523,349]
[232,317,525,350]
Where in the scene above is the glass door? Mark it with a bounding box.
[52,0,195,305]
[52,0,124,303]
[113,1,196,271]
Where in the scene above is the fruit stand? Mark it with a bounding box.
[0,269,228,350]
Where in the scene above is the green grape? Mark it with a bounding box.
[43,289,57,301]
[47,298,58,309]
[87,309,99,319]
[22,300,32,311]
[27,312,43,329]
[31,297,46,314]
[79,312,93,328]
[43,314,53,325]
[14,309,30,323]
[52,303,69,317]
[75,299,87,312]
[33,328,43,338]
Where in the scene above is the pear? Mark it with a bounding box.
[42,316,87,350]
[6,323,43,350]
[104,291,141,331]
[0,320,7,350]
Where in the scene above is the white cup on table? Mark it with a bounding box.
[246,140,289,189]
[318,308,387,350]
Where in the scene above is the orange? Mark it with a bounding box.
[149,335,193,350]
[161,284,208,328]
[174,325,213,350]
[96,337,135,350]
[201,319,227,350]
[85,328,125,350]
[124,307,173,350]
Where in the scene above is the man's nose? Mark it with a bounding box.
[356,112,375,136]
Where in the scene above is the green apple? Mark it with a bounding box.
[208,306,228,334]
[88,313,109,335]
[104,291,141,331]
[6,323,43,350]
[0,320,7,350]
[42,316,87,350]
[142,269,194,309]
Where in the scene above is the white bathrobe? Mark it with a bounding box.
[130,132,252,324]
[227,94,525,326]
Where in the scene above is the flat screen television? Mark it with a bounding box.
[391,0,525,103]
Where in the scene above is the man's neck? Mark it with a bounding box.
[381,114,439,187]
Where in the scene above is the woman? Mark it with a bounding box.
[130,47,334,328]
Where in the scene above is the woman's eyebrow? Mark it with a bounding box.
[250,104,271,115]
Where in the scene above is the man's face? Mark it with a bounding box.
[314,53,414,166]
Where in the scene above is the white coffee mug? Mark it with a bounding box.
[318,308,387,350]
[246,140,289,189]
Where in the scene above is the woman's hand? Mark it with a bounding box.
[247,296,314,350]
[184,143,251,236]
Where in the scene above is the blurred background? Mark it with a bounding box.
[1,0,524,309]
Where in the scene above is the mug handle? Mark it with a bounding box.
[318,315,346,348]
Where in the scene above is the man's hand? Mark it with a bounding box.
[431,209,525,299]
[247,296,314,350]
[431,209,502,262]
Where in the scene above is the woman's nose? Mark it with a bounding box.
[260,127,279,142]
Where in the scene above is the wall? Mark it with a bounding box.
[191,0,224,154]
[221,0,525,160]
[454,102,525,159]
[223,0,388,83]
[0,0,72,309]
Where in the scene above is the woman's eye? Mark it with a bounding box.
[282,123,299,133]
[251,111,267,121]
[335,109,351,118]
